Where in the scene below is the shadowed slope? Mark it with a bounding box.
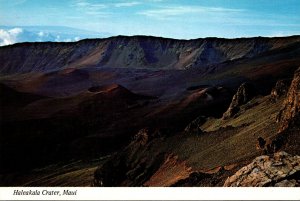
[0,84,155,173]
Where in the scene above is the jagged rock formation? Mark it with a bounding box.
[1,36,300,74]
[224,152,300,187]
[277,67,300,132]
[222,83,257,119]
[270,79,291,102]
[184,116,206,134]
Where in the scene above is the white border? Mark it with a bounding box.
[0,187,300,200]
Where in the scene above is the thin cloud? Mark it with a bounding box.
[73,0,106,9]
[152,0,164,1]
[219,12,300,27]
[114,1,141,7]
[13,0,27,5]
[138,5,244,20]
[72,0,110,17]
[74,0,140,9]
[66,16,84,20]
[75,1,90,7]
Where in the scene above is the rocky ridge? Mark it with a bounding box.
[1,36,300,74]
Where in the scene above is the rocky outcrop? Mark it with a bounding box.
[224,152,300,187]
[260,67,300,156]
[270,79,291,102]
[222,83,256,119]
[255,137,267,154]
[255,135,287,155]
[133,128,149,146]
[93,128,166,187]
[184,116,206,134]
[277,67,300,132]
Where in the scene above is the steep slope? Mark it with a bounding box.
[0,36,300,74]
[93,93,285,186]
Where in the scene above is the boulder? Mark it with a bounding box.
[222,83,256,119]
[224,151,300,187]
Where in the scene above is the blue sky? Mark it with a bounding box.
[0,0,300,42]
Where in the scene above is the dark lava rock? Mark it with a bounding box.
[184,116,206,134]
[256,137,267,153]
[222,82,257,120]
[255,135,287,155]
[133,128,149,146]
[270,79,291,102]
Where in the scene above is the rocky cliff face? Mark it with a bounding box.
[1,36,300,74]
[277,67,300,132]
[224,152,300,187]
